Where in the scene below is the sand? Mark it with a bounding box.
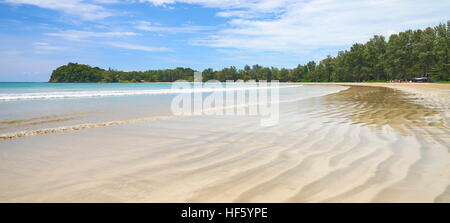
[0,83,449,202]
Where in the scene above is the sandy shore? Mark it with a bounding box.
[0,83,449,202]
[300,82,450,106]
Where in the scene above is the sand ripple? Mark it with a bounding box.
[0,85,449,202]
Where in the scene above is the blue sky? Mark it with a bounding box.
[0,0,449,81]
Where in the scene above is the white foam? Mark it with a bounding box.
[0,85,302,101]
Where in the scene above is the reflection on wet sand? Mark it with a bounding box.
[319,86,446,137]
[0,117,80,130]
[0,113,87,129]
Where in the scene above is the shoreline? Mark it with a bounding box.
[0,83,449,202]
[0,83,448,141]
[294,82,450,107]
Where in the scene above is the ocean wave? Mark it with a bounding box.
[0,85,302,101]
[0,115,176,141]
[0,85,352,141]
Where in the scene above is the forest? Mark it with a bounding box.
[49,21,449,83]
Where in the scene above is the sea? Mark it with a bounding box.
[0,82,345,136]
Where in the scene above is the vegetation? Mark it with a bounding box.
[50,64,196,83]
[50,21,449,83]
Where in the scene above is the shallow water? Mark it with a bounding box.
[0,82,343,136]
[0,84,449,202]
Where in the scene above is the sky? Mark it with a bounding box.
[0,0,449,81]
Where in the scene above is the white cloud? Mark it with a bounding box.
[43,29,170,53]
[4,0,450,68]
[92,0,119,3]
[142,0,450,53]
[106,42,170,51]
[135,21,213,33]
[216,10,261,19]
[139,0,290,12]
[33,42,66,52]
[3,0,112,20]
[45,30,138,41]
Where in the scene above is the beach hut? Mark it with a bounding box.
[412,77,429,83]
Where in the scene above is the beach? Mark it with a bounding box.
[0,83,449,202]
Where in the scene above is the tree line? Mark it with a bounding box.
[50,21,449,83]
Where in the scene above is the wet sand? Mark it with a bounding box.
[0,83,449,202]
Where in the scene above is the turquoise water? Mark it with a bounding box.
[0,82,277,100]
[0,82,194,134]
[0,82,174,90]
[0,82,345,136]
[0,82,175,93]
